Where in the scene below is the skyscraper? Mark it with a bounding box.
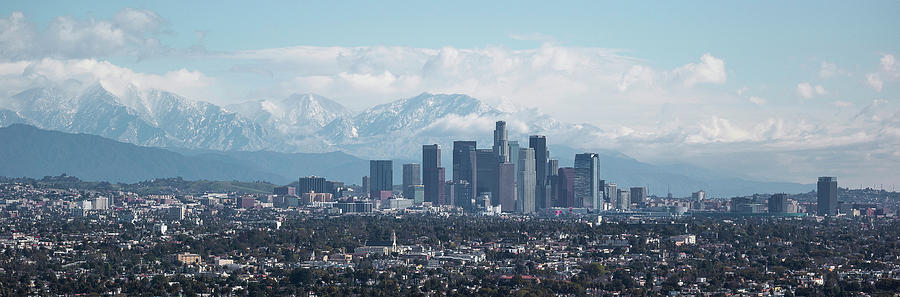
[298,176,328,194]
[493,121,509,163]
[557,167,576,208]
[362,176,370,197]
[529,135,549,210]
[434,168,446,205]
[574,153,600,210]
[452,141,478,201]
[498,163,516,209]
[769,193,789,213]
[508,141,520,184]
[423,144,444,204]
[369,160,393,198]
[447,180,472,209]
[605,182,617,205]
[817,177,838,215]
[616,189,630,210]
[548,159,559,207]
[402,163,421,199]
[630,187,647,208]
[475,149,498,203]
[517,148,536,213]
[599,180,607,203]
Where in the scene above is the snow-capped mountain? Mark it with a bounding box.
[351,93,499,137]
[0,108,27,126]
[0,85,275,151]
[0,87,570,157]
[5,86,170,146]
[226,93,353,135]
[311,93,507,158]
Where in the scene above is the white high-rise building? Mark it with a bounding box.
[80,200,92,210]
[92,197,109,210]
[517,148,536,214]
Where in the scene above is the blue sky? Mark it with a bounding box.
[3,1,896,106]
[0,1,898,185]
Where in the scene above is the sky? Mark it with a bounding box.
[0,1,899,187]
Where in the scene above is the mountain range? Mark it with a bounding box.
[0,85,814,196]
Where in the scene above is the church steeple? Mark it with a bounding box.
[391,230,397,252]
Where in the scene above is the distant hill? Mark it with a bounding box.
[0,175,278,195]
[170,149,373,185]
[0,124,376,185]
[0,124,283,183]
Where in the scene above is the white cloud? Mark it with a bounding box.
[0,9,167,60]
[617,65,655,92]
[749,96,767,105]
[882,54,896,72]
[866,73,883,92]
[672,53,727,87]
[796,82,826,98]
[818,61,845,78]
[112,8,164,33]
[833,100,853,107]
[225,44,729,122]
[815,85,827,95]
[0,58,213,102]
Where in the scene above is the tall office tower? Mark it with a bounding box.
[599,180,607,203]
[616,189,630,210]
[517,148,536,213]
[452,141,478,200]
[529,135,549,210]
[447,180,472,209]
[402,163,421,199]
[508,141,520,184]
[548,159,559,206]
[298,176,328,194]
[557,167,576,207]
[435,168,446,205]
[423,144,443,204]
[769,193,789,213]
[630,187,647,208]
[361,176,370,197]
[369,160,393,198]
[574,153,600,210]
[498,163,516,208]
[817,177,838,215]
[605,183,617,205]
[493,121,509,163]
[475,149,499,202]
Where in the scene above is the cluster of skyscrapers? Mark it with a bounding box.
[363,120,647,214]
